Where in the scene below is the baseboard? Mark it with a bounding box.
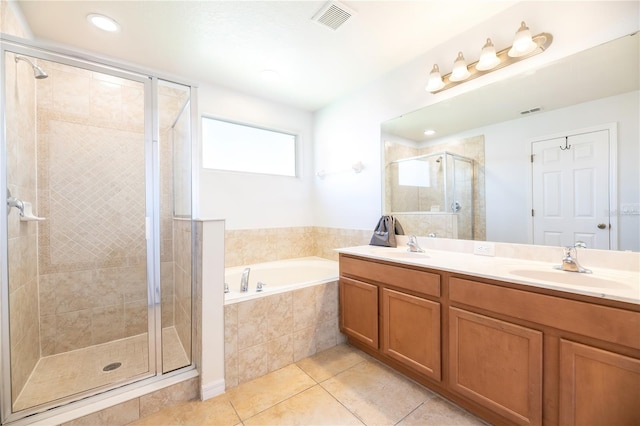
[201,379,225,400]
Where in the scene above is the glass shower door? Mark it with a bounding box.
[2,49,154,414]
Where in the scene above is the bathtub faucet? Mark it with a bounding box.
[240,267,250,292]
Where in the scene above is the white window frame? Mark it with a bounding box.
[201,116,298,178]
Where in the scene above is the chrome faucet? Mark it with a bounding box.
[407,235,425,253]
[555,242,592,273]
[240,267,250,292]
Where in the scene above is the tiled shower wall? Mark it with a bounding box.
[4,24,41,401]
[34,65,190,356]
[35,61,149,355]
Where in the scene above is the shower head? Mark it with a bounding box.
[15,55,48,79]
[435,156,442,163]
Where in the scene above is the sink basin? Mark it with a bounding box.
[508,269,629,289]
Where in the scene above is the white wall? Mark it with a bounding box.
[198,83,315,229]
[312,1,639,233]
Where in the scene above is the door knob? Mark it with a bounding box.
[597,223,607,229]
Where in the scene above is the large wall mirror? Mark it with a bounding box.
[381,32,639,252]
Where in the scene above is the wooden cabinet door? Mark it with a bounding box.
[382,288,441,381]
[559,339,640,426]
[339,277,378,349]
[449,307,543,426]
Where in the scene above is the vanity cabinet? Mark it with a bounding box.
[382,288,441,380]
[339,253,640,426]
[449,307,543,425]
[339,254,442,380]
[339,277,378,349]
[558,339,640,425]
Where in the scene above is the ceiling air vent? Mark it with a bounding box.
[520,106,542,115]
[312,1,355,31]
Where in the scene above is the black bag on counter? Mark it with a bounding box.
[369,215,404,247]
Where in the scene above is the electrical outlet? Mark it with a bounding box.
[620,203,640,215]
[473,241,495,257]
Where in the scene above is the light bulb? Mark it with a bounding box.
[476,38,500,71]
[425,64,445,92]
[450,52,470,82]
[508,21,537,57]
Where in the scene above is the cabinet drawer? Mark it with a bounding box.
[340,255,440,297]
[450,277,640,349]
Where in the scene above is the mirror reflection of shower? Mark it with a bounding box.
[388,151,475,239]
[14,55,48,79]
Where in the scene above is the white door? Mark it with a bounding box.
[531,130,611,249]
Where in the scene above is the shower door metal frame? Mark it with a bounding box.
[0,36,191,424]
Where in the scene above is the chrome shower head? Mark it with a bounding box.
[15,55,48,79]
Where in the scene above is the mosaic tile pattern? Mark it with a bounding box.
[43,120,146,267]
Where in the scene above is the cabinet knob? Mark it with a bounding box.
[597,223,607,229]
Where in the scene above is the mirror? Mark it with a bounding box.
[382,33,639,251]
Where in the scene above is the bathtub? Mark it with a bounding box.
[224,256,339,304]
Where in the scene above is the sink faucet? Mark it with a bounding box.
[407,235,425,253]
[240,267,250,292]
[555,242,592,273]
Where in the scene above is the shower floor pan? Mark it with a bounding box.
[13,326,188,411]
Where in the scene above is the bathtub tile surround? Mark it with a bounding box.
[129,344,486,426]
[224,280,345,388]
[225,226,371,267]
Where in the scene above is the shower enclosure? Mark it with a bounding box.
[387,151,475,239]
[1,39,195,423]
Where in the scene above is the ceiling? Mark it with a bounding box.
[16,1,516,111]
[382,31,640,142]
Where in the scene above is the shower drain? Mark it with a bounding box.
[103,362,122,372]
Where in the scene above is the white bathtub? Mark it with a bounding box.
[224,256,339,304]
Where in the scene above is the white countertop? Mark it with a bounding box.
[337,245,640,305]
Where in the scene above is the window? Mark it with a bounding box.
[202,117,297,177]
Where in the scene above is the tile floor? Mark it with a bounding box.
[14,327,189,411]
[129,344,487,426]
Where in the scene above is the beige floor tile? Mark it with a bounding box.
[398,396,488,426]
[129,394,241,426]
[244,385,364,426]
[321,359,434,425]
[296,343,367,383]
[226,364,316,420]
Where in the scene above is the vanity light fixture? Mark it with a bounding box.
[450,52,471,82]
[425,21,552,93]
[476,38,500,71]
[87,13,120,32]
[508,21,537,57]
[425,64,445,92]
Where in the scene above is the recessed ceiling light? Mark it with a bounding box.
[260,69,280,81]
[87,13,120,32]
[424,129,436,136]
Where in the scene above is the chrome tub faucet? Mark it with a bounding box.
[240,267,250,292]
